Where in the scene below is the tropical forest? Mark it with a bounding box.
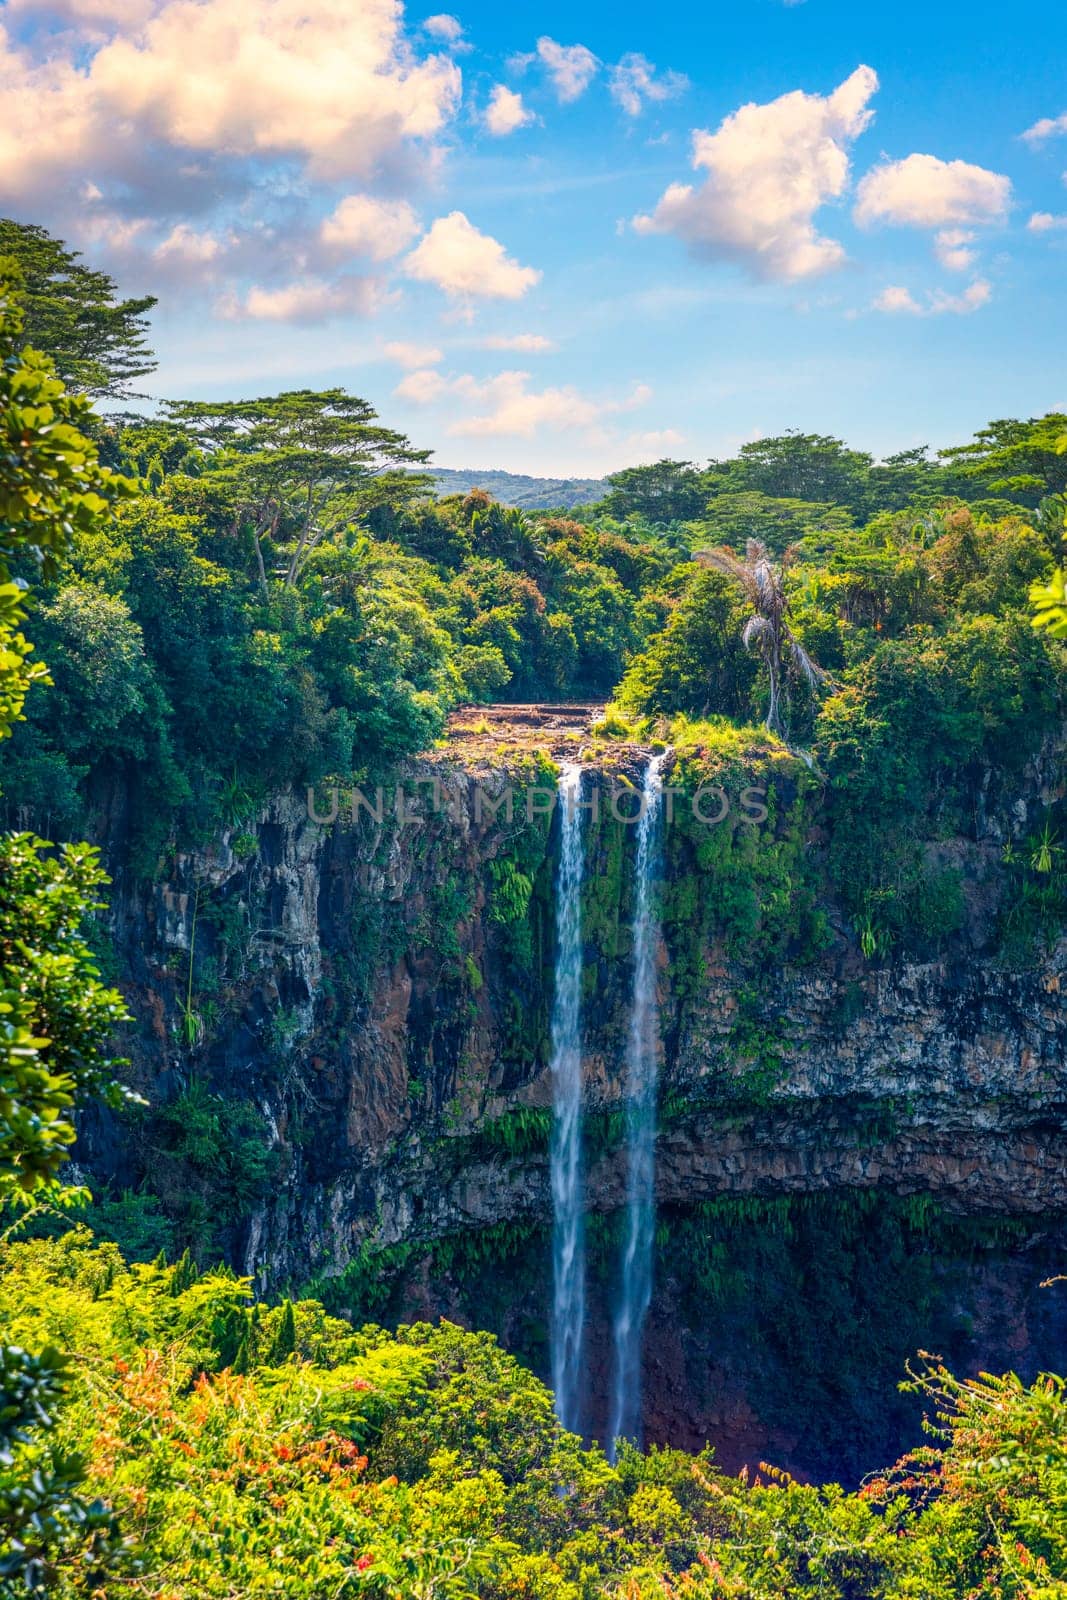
[1,10,1067,1591]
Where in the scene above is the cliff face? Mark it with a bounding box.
[80,732,1067,1478]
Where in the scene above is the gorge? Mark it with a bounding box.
[73,705,1067,1480]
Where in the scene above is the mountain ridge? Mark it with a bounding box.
[418,466,609,509]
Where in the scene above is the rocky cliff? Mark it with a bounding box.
[78,711,1067,1479]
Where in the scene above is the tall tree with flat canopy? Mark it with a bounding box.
[165,390,433,591]
[940,413,1067,511]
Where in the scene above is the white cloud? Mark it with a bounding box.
[873,278,991,316]
[223,274,388,323]
[153,222,223,263]
[628,428,686,455]
[320,195,421,261]
[855,154,1010,228]
[484,84,535,137]
[536,36,599,104]
[423,13,463,43]
[389,365,649,440]
[394,366,450,404]
[633,65,878,282]
[873,285,922,314]
[934,228,976,271]
[482,332,555,351]
[6,0,154,25]
[0,0,462,205]
[1021,111,1067,145]
[608,53,688,117]
[1029,211,1067,232]
[404,212,541,300]
[384,339,444,368]
[445,371,649,438]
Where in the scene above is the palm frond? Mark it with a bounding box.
[695,546,759,601]
[787,632,833,689]
[742,615,776,653]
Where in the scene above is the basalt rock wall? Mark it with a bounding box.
[78,740,1067,1477]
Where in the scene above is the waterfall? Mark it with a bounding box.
[548,761,587,1436]
[609,752,668,1456]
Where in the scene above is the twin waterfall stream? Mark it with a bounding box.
[548,755,667,1454]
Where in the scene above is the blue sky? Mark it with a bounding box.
[2,0,1066,474]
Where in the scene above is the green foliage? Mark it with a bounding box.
[1032,564,1067,637]
[601,458,710,523]
[0,1343,131,1594]
[469,1106,553,1159]
[0,833,134,1195]
[939,412,1067,508]
[0,219,156,399]
[0,249,139,1597]
[1,1225,1066,1598]
[139,1082,279,1258]
[488,857,535,925]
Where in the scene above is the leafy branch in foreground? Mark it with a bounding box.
[0,255,137,1592]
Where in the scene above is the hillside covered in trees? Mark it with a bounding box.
[1,222,1066,1596]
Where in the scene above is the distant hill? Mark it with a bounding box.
[420,467,608,510]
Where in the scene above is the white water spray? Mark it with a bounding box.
[609,753,668,1456]
[548,762,587,1435]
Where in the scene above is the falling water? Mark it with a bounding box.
[548,762,587,1435]
[609,752,668,1456]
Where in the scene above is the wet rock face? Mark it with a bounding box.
[79,752,1067,1475]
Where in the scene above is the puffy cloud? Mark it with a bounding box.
[873,285,922,314]
[423,13,463,42]
[394,366,450,404]
[6,0,154,24]
[873,278,991,315]
[1021,111,1067,145]
[855,154,1010,228]
[153,222,223,263]
[445,371,648,438]
[390,364,649,440]
[222,274,388,323]
[320,195,421,261]
[384,339,444,369]
[482,332,555,351]
[404,212,541,300]
[633,65,878,282]
[608,53,688,117]
[930,279,991,313]
[484,84,534,137]
[536,36,599,104]
[1028,211,1067,232]
[0,0,462,205]
[448,371,599,436]
[934,228,976,271]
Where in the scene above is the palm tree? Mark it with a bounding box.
[695,539,831,740]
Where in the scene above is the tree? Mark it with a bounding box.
[695,540,831,739]
[939,413,1067,509]
[0,220,156,399]
[694,491,853,555]
[0,257,136,1593]
[165,390,432,589]
[600,459,709,524]
[718,432,873,514]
